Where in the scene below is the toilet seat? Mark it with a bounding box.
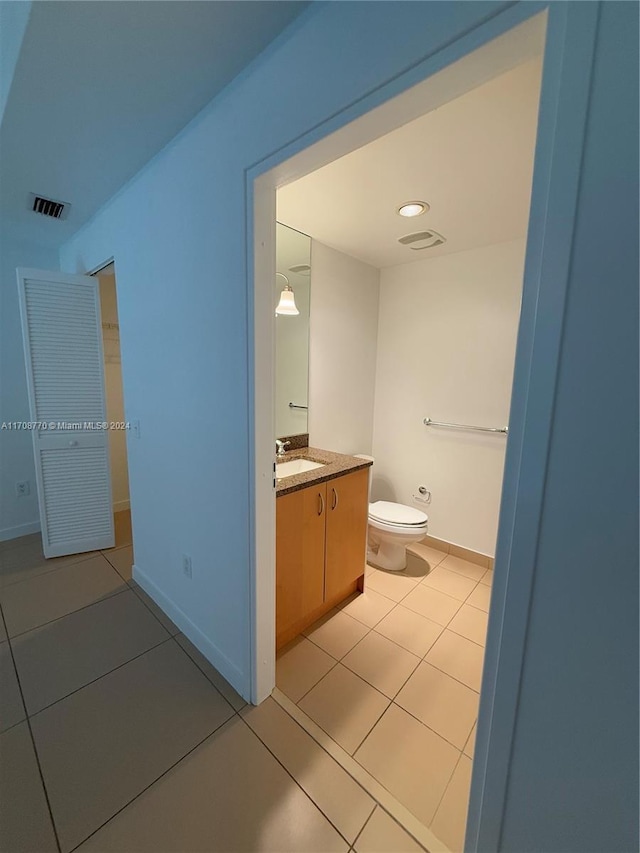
[369,500,428,528]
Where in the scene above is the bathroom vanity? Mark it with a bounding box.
[275,447,371,649]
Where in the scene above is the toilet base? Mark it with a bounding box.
[367,540,407,572]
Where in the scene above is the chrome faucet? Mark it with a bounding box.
[275,439,291,457]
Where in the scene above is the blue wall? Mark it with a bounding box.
[0,232,58,539]
[500,3,639,849]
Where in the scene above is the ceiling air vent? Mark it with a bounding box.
[30,194,69,220]
[398,230,446,250]
[289,264,311,276]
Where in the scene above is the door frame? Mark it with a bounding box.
[246,2,599,850]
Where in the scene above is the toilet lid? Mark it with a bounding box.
[369,501,428,526]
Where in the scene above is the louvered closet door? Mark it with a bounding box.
[17,268,115,557]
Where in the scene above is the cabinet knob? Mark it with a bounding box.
[331,487,338,510]
[318,492,324,515]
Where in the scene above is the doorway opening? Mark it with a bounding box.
[246,6,592,851]
[93,262,134,573]
[271,48,542,849]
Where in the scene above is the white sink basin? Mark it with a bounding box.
[276,459,325,479]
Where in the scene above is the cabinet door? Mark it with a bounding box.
[276,483,327,646]
[325,468,369,601]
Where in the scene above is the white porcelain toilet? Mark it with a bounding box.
[355,455,429,572]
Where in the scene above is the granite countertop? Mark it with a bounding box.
[275,446,372,497]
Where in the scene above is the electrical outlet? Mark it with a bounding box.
[182,554,192,579]
[15,481,30,497]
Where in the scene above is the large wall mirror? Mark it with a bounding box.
[275,222,311,438]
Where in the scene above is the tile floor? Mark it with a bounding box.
[1,514,433,852]
[276,543,492,853]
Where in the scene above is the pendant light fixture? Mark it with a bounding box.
[275,272,299,316]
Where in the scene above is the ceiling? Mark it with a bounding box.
[1,0,308,247]
[276,58,542,269]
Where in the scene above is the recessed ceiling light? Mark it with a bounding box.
[397,200,429,218]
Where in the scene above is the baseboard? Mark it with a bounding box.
[0,520,41,542]
[132,563,247,699]
[421,534,494,569]
[113,500,130,513]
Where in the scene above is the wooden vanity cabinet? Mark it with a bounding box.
[276,467,369,649]
[325,468,369,600]
[276,482,327,646]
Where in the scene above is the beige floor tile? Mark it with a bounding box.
[0,540,97,590]
[304,609,369,660]
[365,569,420,603]
[404,549,432,579]
[426,630,485,692]
[430,755,473,853]
[1,641,25,732]
[406,542,448,571]
[1,554,126,638]
[128,582,180,635]
[354,806,424,852]
[395,662,478,749]
[30,641,234,852]
[466,584,491,613]
[448,604,489,646]
[276,637,335,703]
[439,555,486,582]
[463,723,476,758]
[176,633,246,710]
[242,697,375,843]
[480,568,493,586]
[342,632,420,699]
[401,585,461,627]
[102,545,133,581]
[422,567,478,602]
[299,664,389,755]
[338,589,396,628]
[77,717,348,853]
[375,605,443,657]
[12,590,169,715]
[355,704,459,826]
[0,722,58,852]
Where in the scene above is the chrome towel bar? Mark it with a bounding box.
[289,402,308,410]
[423,417,508,435]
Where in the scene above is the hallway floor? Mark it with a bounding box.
[276,543,491,852]
[2,516,436,853]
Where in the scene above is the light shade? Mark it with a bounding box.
[275,274,299,315]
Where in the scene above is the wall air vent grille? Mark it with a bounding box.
[398,230,446,250]
[30,195,68,220]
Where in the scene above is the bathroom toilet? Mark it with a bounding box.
[355,455,429,572]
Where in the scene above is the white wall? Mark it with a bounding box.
[372,240,524,556]
[0,233,58,540]
[308,241,379,455]
[98,274,130,511]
